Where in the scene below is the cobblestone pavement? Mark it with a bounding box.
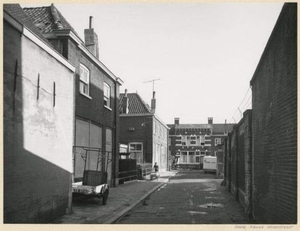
[116,170,250,224]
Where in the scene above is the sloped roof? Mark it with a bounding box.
[4,4,51,45]
[119,93,152,114]
[23,4,78,36]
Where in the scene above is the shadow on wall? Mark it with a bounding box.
[4,20,73,223]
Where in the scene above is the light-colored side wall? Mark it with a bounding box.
[152,117,168,172]
[4,21,75,223]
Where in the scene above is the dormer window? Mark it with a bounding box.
[79,64,90,96]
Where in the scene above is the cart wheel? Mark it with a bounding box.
[102,189,109,205]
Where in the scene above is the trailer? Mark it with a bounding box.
[203,156,217,174]
[72,146,111,205]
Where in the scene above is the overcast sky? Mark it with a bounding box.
[23,1,284,124]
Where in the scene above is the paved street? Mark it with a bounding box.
[116,170,249,224]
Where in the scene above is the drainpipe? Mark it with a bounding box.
[113,79,119,187]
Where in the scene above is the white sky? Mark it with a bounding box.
[23,1,284,124]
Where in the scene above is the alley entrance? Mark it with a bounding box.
[116,170,249,224]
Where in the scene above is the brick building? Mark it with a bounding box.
[168,118,234,170]
[119,91,169,173]
[250,3,297,223]
[4,4,75,223]
[22,4,124,187]
[224,3,297,224]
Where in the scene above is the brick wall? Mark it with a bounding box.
[225,110,253,216]
[67,38,120,187]
[250,3,297,224]
[119,115,153,164]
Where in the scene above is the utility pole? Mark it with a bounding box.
[143,78,160,93]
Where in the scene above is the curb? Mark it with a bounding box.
[104,181,166,224]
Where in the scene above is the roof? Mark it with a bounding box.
[167,123,234,135]
[21,4,123,85]
[22,4,78,36]
[119,93,152,114]
[174,124,212,129]
[3,4,51,45]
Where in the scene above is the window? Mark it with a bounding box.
[129,142,143,163]
[79,64,90,96]
[190,140,196,145]
[103,83,111,108]
[215,138,222,146]
[182,142,186,145]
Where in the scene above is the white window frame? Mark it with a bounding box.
[129,142,143,163]
[103,83,111,108]
[79,64,90,96]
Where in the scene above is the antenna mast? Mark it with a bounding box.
[143,78,161,93]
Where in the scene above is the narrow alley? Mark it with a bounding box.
[116,171,249,224]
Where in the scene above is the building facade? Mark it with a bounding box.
[23,4,124,187]
[4,4,75,223]
[119,91,169,172]
[168,118,233,170]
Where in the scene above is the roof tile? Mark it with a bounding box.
[4,4,52,45]
[120,93,152,114]
[23,4,78,36]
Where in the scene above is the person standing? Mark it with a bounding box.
[154,162,159,172]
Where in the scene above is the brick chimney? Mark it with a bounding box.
[122,89,129,114]
[84,16,99,58]
[208,117,213,124]
[175,118,180,125]
[151,91,156,113]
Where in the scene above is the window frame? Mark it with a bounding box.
[215,138,222,146]
[129,142,143,163]
[79,64,90,97]
[103,82,111,109]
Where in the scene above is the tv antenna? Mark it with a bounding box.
[143,78,160,92]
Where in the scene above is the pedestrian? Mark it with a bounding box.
[154,162,159,172]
